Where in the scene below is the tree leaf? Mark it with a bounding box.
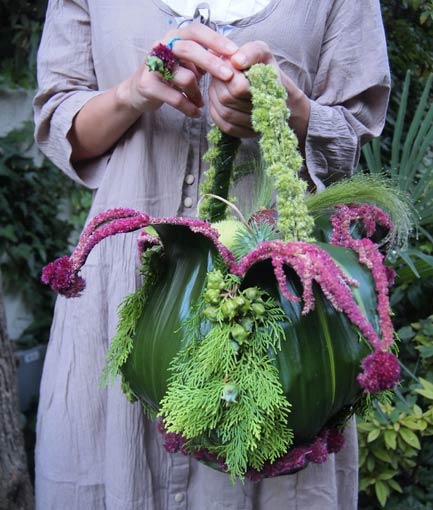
[384,430,397,449]
[375,480,390,508]
[399,427,421,449]
[367,429,381,443]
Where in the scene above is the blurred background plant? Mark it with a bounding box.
[357,4,433,507]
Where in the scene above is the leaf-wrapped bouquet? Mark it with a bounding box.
[42,64,410,481]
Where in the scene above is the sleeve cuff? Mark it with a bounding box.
[304,100,360,191]
[35,90,109,190]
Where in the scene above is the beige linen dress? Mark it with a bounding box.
[33,1,390,508]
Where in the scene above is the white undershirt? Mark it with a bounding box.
[163,0,271,24]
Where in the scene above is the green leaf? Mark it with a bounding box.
[375,480,390,508]
[417,345,433,358]
[384,429,397,449]
[397,325,415,340]
[371,446,393,463]
[416,377,433,400]
[387,478,403,493]
[367,429,381,442]
[399,427,421,449]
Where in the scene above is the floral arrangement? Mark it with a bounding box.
[42,64,410,481]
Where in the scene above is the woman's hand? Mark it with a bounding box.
[69,24,238,162]
[118,24,238,118]
[208,41,311,146]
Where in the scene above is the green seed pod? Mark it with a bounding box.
[230,323,249,344]
[251,302,266,316]
[203,306,218,320]
[207,270,225,290]
[204,289,221,305]
[221,299,238,320]
[221,383,239,403]
[244,287,260,301]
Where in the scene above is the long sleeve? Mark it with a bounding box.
[33,0,107,189]
[305,0,390,190]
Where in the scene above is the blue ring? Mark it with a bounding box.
[167,37,182,50]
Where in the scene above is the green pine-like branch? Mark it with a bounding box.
[159,269,293,480]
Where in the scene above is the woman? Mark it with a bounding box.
[34,1,390,508]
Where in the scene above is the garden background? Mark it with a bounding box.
[0,1,433,508]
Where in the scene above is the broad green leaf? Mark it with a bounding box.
[371,446,393,463]
[416,377,433,400]
[388,478,403,493]
[375,480,390,508]
[384,430,397,449]
[367,429,381,443]
[400,417,427,431]
[399,428,421,449]
[377,470,398,480]
[397,325,415,340]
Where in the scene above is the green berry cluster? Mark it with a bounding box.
[203,270,272,352]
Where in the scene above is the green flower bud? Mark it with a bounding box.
[234,296,246,308]
[204,289,221,305]
[221,383,239,403]
[207,270,225,290]
[221,299,238,320]
[230,340,240,352]
[230,323,249,344]
[203,306,218,320]
[244,287,260,301]
[251,303,266,316]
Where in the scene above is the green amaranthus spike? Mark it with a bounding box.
[199,127,241,222]
[246,64,314,242]
[199,64,314,241]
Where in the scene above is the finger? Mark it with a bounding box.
[211,75,251,107]
[230,41,273,70]
[210,100,253,132]
[168,24,238,56]
[168,39,234,81]
[180,61,205,81]
[171,66,203,107]
[209,103,256,139]
[147,75,201,118]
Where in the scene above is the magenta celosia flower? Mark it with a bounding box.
[41,256,85,298]
[357,351,400,393]
[307,436,328,464]
[150,43,177,74]
[326,428,345,454]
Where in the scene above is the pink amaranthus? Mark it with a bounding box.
[42,204,399,394]
[330,204,400,392]
[157,419,345,481]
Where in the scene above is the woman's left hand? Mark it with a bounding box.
[208,41,311,146]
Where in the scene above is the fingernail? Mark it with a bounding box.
[233,54,246,67]
[225,41,238,53]
[220,66,233,79]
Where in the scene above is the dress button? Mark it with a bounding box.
[183,197,193,208]
[185,174,195,185]
[174,492,184,503]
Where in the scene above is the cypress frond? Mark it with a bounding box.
[159,269,293,480]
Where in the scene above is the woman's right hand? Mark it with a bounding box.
[117,24,238,118]
[69,24,237,162]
